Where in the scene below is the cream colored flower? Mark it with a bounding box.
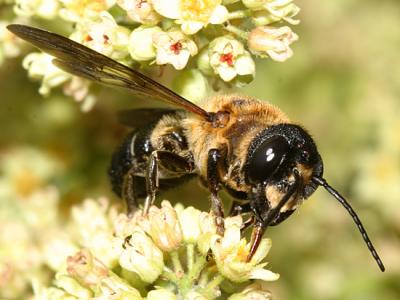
[59,0,116,22]
[172,69,209,104]
[209,36,255,82]
[23,52,71,95]
[95,274,143,299]
[70,198,120,268]
[119,228,164,283]
[66,249,109,289]
[147,289,177,300]
[63,77,96,112]
[70,11,130,60]
[210,216,279,283]
[228,281,272,300]
[129,25,161,61]
[117,0,161,25]
[185,291,208,300]
[243,0,300,25]
[138,200,183,251]
[248,25,298,62]
[153,29,198,70]
[152,0,228,35]
[197,211,217,255]
[14,0,59,19]
[54,273,93,298]
[175,204,202,243]
[0,21,23,59]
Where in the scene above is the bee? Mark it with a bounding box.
[7,24,385,271]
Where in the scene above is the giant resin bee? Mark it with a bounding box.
[7,24,385,271]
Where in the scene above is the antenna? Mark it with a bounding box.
[312,176,385,272]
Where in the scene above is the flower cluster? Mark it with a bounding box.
[35,199,278,299]
[2,0,299,108]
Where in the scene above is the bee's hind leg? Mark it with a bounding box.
[207,149,225,236]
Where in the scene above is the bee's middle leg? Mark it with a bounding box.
[207,149,225,235]
[122,169,140,216]
[143,150,195,215]
[143,151,160,215]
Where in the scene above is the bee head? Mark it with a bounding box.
[244,124,385,272]
[244,124,323,224]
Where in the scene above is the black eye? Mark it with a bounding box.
[247,135,290,183]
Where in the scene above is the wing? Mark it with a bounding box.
[117,108,177,128]
[7,24,210,120]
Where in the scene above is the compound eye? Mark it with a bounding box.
[247,135,290,183]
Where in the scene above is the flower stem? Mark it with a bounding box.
[179,253,207,294]
[162,266,179,283]
[187,244,194,272]
[224,24,249,40]
[227,10,251,20]
[202,274,225,298]
[170,250,184,277]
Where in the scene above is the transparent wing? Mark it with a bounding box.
[7,24,210,119]
[117,108,177,128]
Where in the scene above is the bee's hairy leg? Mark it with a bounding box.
[207,149,225,236]
[122,169,140,216]
[143,151,160,215]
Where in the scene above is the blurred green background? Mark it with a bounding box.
[1,0,399,299]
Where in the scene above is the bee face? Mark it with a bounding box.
[244,124,323,223]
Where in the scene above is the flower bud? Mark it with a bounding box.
[71,198,119,268]
[184,291,208,300]
[173,70,208,104]
[119,229,164,283]
[55,273,93,298]
[14,0,60,19]
[196,49,213,76]
[248,26,298,62]
[117,0,161,25]
[138,200,183,252]
[96,274,143,299]
[66,249,109,289]
[147,289,177,300]
[252,5,300,26]
[197,212,217,255]
[59,0,116,23]
[129,26,161,61]
[228,282,272,300]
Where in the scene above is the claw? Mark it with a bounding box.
[246,223,265,262]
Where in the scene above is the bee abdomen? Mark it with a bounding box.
[108,131,136,197]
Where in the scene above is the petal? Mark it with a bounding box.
[153,0,181,19]
[171,51,191,70]
[181,21,204,35]
[249,268,280,281]
[235,54,255,76]
[218,65,237,82]
[267,48,293,62]
[209,5,229,24]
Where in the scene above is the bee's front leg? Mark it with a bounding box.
[207,149,225,236]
